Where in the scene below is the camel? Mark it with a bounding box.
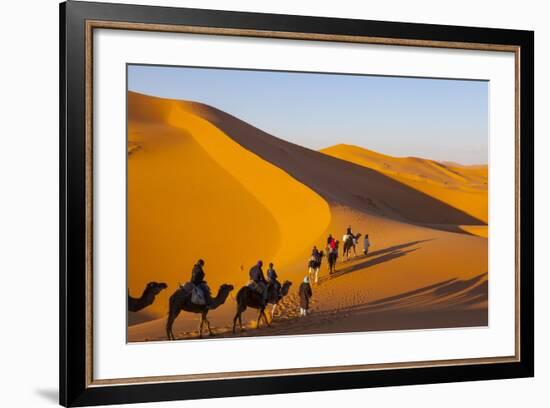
[166,284,234,340]
[308,250,325,284]
[232,280,292,334]
[343,233,362,261]
[328,241,340,275]
[128,281,167,312]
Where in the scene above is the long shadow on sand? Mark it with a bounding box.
[166,272,488,340]
[319,240,432,284]
[362,239,433,258]
[262,272,489,337]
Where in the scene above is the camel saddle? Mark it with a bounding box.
[247,280,265,295]
[178,282,206,305]
[179,282,194,293]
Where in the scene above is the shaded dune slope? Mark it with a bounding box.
[321,144,488,224]
[180,100,485,226]
[127,92,488,336]
[321,144,487,188]
[127,92,330,316]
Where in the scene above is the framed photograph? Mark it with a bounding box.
[60,1,534,406]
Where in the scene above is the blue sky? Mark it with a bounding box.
[128,64,488,165]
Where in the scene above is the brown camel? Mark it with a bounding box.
[308,250,325,284]
[232,280,292,334]
[166,284,234,340]
[128,282,167,312]
[343,233,362,261]
[328,241,340,274]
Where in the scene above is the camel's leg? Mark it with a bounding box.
[166,309,180,340]
[232,312,240,334]
[271,303,278,319]
[205,315,214,336]
[198,313,205,339]
[353,245,357,257]
[262,309,271,327]
[314,267,319,284]
[233,306,245,334]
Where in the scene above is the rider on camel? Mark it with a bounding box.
[343,226,355,245]
[190,259,212,305]
[311,245,320,260]
[249,260,268,303]
[266,262,281,299]
[329,236,337,254]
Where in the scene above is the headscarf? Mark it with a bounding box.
[303,275,309,283]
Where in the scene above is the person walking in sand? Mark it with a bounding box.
[363,234,371,255]
[299,276,313,316]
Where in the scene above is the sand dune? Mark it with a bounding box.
[129,206,487,341]
[179,102,485,226]
[321,144,488,224]
[128,92,330,318]
[322,144,487,187]
[127,92,488,339]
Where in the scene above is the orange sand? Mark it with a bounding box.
[127,92,488,340]
[128,92,329,317]
[321,144,488,224]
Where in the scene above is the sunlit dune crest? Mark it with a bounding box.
[321,143,488,225]
[128,91,330,317]
[127,92,488,339]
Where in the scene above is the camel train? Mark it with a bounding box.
[128,228,366,339]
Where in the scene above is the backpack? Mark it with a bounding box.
[191,285,206,305]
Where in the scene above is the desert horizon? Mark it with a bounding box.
[126,86,488,342]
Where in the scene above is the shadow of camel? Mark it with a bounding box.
[365,271,488,313]
[263,272,489,336]
[322,249,418,283]
[173,273,489,340]
[319,240,432,284]
[363,239,433,259]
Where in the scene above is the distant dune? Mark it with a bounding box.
[169,100,486,227]
[321,144,488,225]
[127,92,488,339]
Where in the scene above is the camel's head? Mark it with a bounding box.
[356,233,362,239]
[281,280,292,296]
[220,284,234,294]
[146,281,168,295]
